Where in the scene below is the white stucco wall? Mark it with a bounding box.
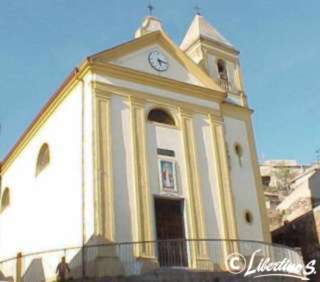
[193,114,223,239]
[109,95,223,244]
[223,116,263,241]
[0,82,84,260]
[82,73,96,242]
[0,74,265,264]
[110,95,135,243]
[146,119,187,240]
[145,111,223,241]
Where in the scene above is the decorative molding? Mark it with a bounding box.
[146,105,180,129]
[90,30,224,92]
[93,80,222,119]
[185,36,240,57]
[185,41,239,65]
[129,96,154,257]
[179,107,212,269]
[221,102,253,121]
[92,61,225,103]
[92,91,115,241]
[239,91,248,107]
[208,114,238,253]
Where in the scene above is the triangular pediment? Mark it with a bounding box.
[89,31,223,91]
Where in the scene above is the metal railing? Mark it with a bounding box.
[0,239,303,281]
[217,78,230,91]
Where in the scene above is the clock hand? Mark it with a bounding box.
[158,58,168,65]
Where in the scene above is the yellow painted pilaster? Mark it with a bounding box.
[16,252,22,282]
[208,115,238,264]
[93,91,115,241]
[129,96,154,258]
[179,108,212,270]
[209,115,238,240]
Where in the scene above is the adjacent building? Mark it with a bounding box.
[276,164,320,222]
[260,160,309,193]
[260,160,310,231]
[270,164,320,281]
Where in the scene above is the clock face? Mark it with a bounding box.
[148,50,169,72]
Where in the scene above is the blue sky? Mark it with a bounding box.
[0,0,319,164]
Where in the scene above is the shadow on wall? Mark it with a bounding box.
[68,235,124,279]
[1,235,126,282]
[22,258,45,282]
[0,271,13,282]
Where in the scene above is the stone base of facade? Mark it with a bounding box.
[71,268,302,282]
[135,256,159,274]
[195,257,214,271]
[94,256,123,277]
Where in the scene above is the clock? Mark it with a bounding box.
[148,50,169,72]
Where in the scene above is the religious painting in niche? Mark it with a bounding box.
[158,158,177,191]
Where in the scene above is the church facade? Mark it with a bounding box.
[0,15,270,279]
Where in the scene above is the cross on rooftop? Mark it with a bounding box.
[194,5,201,15]
[147,4,154,15]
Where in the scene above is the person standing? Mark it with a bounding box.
[56,257,70,282]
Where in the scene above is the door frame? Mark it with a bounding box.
[153,195,189,267]
[153,196,186,239]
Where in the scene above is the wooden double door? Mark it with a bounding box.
[154,198,188,267]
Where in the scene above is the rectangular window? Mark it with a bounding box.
[157,148,175,157]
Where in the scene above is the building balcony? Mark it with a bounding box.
[0,239,304,282]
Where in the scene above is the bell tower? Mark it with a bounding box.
[180,14,247,106]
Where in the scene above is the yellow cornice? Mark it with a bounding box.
[90,30,224,92]
[200,37,239,55]
[1,64,91,174]
[89,31,160,61]
[184,36,239,57]
[92,80,222,119]
[221,102,253,121]
[158,31,222,90]
[91,61,225,103]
